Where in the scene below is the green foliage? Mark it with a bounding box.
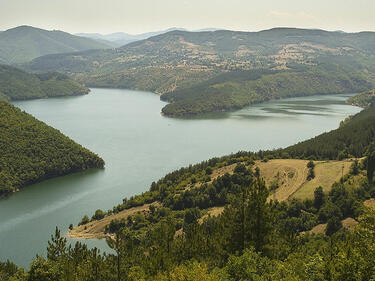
[347,89,375,108]
[92,209,106,220]
[350,159,360,175]
[0,64,89,101]
[314,186,325,210]
[161,66,373,116]
[0,102,104,196]
[285,104,375,160]
[307,161,316,181]
[365,143,375,184]
[325,217,343,236]
[78,215,90,226]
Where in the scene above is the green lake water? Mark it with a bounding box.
[1,88,361,267]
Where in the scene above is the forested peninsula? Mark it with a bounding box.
[0,102,104,196]
[347,88,375,108]
[0,64,89,101]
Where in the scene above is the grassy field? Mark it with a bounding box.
[255,159,309,201]
[254,159,354,201]
[292,160,352,200]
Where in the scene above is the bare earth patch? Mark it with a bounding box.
[305,218,358,235]
[198,206,225,224]
[364,198,375,210]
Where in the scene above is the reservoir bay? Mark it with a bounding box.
[1,88,361,266]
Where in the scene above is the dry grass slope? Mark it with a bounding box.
[293,160,352,200]
[69,158,355,240]
[254,159,354,201]
[68,202,160,239]
[255,159,309,201]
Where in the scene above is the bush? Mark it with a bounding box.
[92,209,105,221]
[325,216,342,236]
[78,215,90,226]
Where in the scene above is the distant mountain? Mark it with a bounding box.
[0,64,89,101]
[27,28,375,116]
[76,27,220,47]
[76,28,188,47]
[0,25,111,64]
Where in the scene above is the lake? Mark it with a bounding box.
[0,88,361,267]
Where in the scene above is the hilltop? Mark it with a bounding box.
[26,28,375,116]
[0,64,89,101]
[0,25,110,64]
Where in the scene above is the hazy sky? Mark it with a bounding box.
[1,0,374,34]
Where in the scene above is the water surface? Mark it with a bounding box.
[1,89,361,266]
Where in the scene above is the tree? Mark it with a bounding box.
[78,215,90,226]
[350,159,360,175]
[184,208,201,225]
[154,261,222,281]
[47,227,67,262]
[325,217,342,236]
[92,209,106,220]
[318,200,343,223]
[246,177,272,252]
[313,186,325,210]
[365,144,375,184]
[307,161,315,181]
[28,256,60,281]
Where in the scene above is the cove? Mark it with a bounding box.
[0,88,361,267]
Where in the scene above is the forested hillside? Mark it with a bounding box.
[0,64,89,101]
[347,88,375,108]
[26,28,375,116]
[0,102,104,196]
[0,25,110,64]
[161,64,372,116]
[285,104,375,160]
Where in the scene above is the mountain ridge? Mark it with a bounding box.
[0,25,111,64]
